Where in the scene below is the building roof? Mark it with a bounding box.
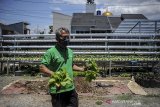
[71,13,121,31]
[0,23,13,31]
[72,13,115,30]
[71,13,95,26]
[71,13,149,33]
[94,16,110,29]
[108,17,122,29]
[121,14,147,20]
[53,11,72,17]
[9,21,30,26]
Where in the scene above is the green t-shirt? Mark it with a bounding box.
[41,45,74,94]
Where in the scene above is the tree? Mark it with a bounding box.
[49,25,53,34]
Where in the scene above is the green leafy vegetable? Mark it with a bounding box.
[48,68,73,91]
[85,59,99,82]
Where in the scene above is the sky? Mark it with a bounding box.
[0,0,160,34]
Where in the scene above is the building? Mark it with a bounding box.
[121,14,147,20]
[52,12,72,33]
[71,13,122,33]
[0,22,30,35]
[71,0,149,33]
[52,0,152,34]
[86,0,96,14]
[8,22,30,34]
[0,23,15,35]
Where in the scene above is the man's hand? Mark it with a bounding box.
[39,64,54,77]
[73,64,85,71]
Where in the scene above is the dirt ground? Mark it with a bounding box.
[0,75,160,107]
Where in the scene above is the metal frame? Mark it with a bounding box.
[0,31,160,75]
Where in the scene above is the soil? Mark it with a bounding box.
[0,76,160,107]
[75,77,131,95]
[1,77,132,95]
[1,79,48,95]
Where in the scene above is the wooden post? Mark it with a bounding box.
[13,62,16,74]
[0,62,3,74]
[7,60,9,75]
[109,60,112,77]
[18,61,20,70]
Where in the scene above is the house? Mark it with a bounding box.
[0,23,14,35]
[8,22,30,34]
[0,22,30,35]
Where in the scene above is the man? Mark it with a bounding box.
[39,27,84,107]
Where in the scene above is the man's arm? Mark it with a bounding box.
[39,64,54,77]
[73,64,85,71]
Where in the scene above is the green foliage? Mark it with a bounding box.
[145,94,160,97]
[116,94,132,100]
[95,100,103,105]
[85,60,99,71]
[2,54,159,62]
[135,72,157,80]
[119,73,131,77]
[73,71,86,77]
[85,59,99,82]
[85,71,98,82]
[49,68,72,91]
[73,55,160,61]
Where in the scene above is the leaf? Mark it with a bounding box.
[48,68,73,91]
[84,59,99,82]
[55,83,61,87]
[61,81,67,87]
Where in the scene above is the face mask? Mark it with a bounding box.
[60,38,70,47]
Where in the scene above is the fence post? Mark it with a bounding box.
[7,60,9,75]
[109,60,112,77]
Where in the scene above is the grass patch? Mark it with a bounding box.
[145,94,160,97]
[95,100,103,105]
[116,94,132,100]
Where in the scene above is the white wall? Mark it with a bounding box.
[52,12,72,33]
[86,4,96,14]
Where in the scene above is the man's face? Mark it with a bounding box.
[57,30,70,48]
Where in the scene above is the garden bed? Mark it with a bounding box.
[1,77,131,95]
[1,79,48,94]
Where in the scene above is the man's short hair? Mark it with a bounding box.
[55,27,69,41]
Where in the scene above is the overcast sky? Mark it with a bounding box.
[0,0,160,33]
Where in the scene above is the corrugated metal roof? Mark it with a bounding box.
[114,19,160,33]
[121,14,147,20]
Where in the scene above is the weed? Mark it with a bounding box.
[95,100,103,105]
